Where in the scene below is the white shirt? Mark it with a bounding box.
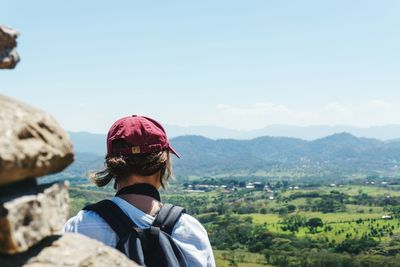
[63,196,215,267]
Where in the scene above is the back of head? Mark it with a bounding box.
[90,115,179,189]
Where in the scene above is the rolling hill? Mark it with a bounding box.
[61,132,400,182]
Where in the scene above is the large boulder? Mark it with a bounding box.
[0,25,19,69]
[24,233,139,267]
[0,181,69,254]
[0,233,139,267]
[0,95,74,186]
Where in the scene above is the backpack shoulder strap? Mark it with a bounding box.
[83,199,136,238]
[83,200,149,264]
[152,204,186,235]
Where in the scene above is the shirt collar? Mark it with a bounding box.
[111,196,155,227]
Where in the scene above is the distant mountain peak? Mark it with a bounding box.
[67,131,400,180]
[317,132,357,140]
[164,124,400,141]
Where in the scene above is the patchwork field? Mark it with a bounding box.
[69,182,400,266]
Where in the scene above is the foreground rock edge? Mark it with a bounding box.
[0,94,74,186]
[0,182,69,254]
[24,233,139,267]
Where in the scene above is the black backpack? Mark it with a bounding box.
[83,200,188,267]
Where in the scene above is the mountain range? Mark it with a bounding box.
[165,124,400,141]
[63,131,400,182]
[68,124,400,155]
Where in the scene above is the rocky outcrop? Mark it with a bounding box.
[24,233,139,267]
[0,26,139,267]
[0,94,74,186]
[1,234,139,267]
[0,25,19,69]
[0,181,69,254]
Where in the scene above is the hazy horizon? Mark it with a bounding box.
[67,123,400,142]
[68,123,400,135]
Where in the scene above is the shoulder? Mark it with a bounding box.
[173,213,208,242]
[172,213,215,266]
[64,210,108,230]
[63,209,117,246]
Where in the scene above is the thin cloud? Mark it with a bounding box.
[215,99,399,130]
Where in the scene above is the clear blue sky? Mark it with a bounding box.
[2,1,400,133]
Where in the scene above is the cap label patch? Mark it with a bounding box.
[131,146,141,154]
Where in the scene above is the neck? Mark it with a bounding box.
[119,194,162,216]
[116,176,162,216]
[116,173,161,191]
[116,183,161,201]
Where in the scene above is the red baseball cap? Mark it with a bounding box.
[106,115,180,158]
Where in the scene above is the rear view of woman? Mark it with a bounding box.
[64,115,215,267]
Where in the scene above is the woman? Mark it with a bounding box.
[64,115,215,267]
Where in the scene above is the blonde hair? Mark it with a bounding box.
[90,150,173,189]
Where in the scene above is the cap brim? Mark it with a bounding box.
[169,145,180,158]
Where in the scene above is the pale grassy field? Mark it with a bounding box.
[239,210,399,243]
[290,218,400,242]
[240,209,384,225]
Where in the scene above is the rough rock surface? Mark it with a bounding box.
[0,234,139,267]
[0,182,69,254]
[0,94,74,186]
[0,25,19,69]
[24,233,139,267]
